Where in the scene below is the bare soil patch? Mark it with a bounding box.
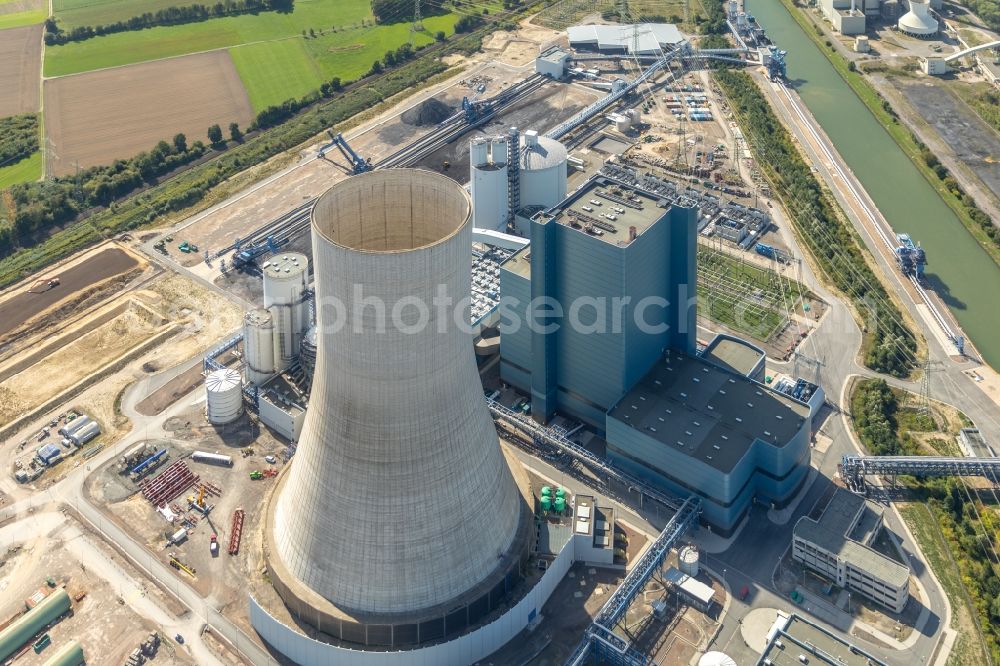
[0,245,140,342]
[0,24,42,116]
[44,50,253,176]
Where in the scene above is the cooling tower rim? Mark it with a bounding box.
[312,169,472,255]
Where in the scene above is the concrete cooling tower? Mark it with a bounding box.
[264,169,530,649]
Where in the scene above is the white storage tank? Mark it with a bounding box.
[243,308,276,386]
[519,130,568,210]
[263,253,309,371]
[698,652,737,666]
[679,545,700,577]
[206,368,243,425]
[470,137,509,232]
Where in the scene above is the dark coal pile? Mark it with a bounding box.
[401,98,454,126]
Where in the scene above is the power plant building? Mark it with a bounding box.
[470,136,509,232]
[500,175,698,427]
[498,175,814,534]
[260,170,532,655]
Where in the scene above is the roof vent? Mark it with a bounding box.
[776,415,784,420]
[719,389,726,395]
[648,427,657,432]
[764,430,771,437]
[677,441,685,447]
[665,408,672,414]
[639,395,646,401]
[680,392,688,398]
[654,380,662,386]
[707,405,715,411]
[713,444,721,450]
[735,417,743,423]
[685,430,692,436]
[747,402,753,408]
[728,378,736,384]
[721,434,728,440]
[631,404,637,410]
[693,377,700,383]
[693,421,701,427]
[658,417,665,422]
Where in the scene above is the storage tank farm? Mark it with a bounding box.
[262,252,309,372]
[469,136,509,232]
[262,169,531,651]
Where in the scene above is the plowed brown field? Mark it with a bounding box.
[0,24,42,116]
[44,50,254,176]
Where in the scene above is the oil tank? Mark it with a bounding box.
[243,308,276,386]
[266,169,528,647]
[205,368,243,425]
[262,253,308,371]
[470,137,509,231]
[519,130,567,209]
[679,545,700,577]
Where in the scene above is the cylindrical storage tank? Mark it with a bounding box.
[70,421,100,446]
[243,308,276,386]
[615,115,631,132]
[540,495,552,512]
[554,496,566,513]
[519,130,568,209]
[555,486,566,499]
[268,169,526,634]
[541,485,552,496]
[262,253,308,371]
[205,368,243,425]
[298,325,317,387]
[679,545,700,577]
[470,137,509,231]
[698,652,737,666]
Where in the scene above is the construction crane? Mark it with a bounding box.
[317,130,372,174]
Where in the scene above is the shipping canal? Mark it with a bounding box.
[745,0,1000,369]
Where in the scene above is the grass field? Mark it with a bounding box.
[0,151,43,188]
[46,0,461,114]
[0,8,45,27]
[53,0,188,28]
[229,39,325,112]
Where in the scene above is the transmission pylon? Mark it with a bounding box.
[412,0,423,31]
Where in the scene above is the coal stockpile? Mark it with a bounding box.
[401,98,454,126]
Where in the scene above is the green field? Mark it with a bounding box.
[52,0,190,28]
[0,151,43,188]
[45,0,383,75]
[45,0,462,114]
[0,8,45,28]
[229,39,325,111]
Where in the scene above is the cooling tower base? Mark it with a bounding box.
[262,444,535,649]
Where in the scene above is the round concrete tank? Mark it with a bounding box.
[679,545,700,577]
[519,130,567,209]
[262,253,308,371]
[266,169,528,645]
[470,136,509,232]
[243,308,275,386]
[898,0,937,36]
[699,652,737,666]
[206,368,243,425]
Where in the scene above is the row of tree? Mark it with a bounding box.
[44,0,292,45]
[919,143,1000,250]
[0,114,39,168]
[2,134,207,256]
[715,69,917,377]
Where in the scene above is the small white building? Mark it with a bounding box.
[535,47,570,78]
[922,56,948,74]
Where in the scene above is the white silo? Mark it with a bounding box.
[206,368,243,425]
[262,253,308,371]
[898,0,938,36]
[243,308,276,385]
[470,136,509,231]
[679,545,700,576]
[519,130,568,210]
[698,652,737,666]
[265,169,528,650]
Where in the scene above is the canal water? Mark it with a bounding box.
[744,0,1000,369]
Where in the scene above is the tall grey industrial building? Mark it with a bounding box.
[264,170,531,648]
[499,175,814,533]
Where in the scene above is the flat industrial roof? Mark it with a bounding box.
[758,613,888,666]
[664,567,715,605]
[702,335,764,377]
[567,23,684,54]
[502,245,532,279]
[539,46,570,63]
[537,521,574,556]
[608,351,809,473]
[543,176,671,247]
[793,489,909,588]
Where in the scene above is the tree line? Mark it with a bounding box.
[715,69,917,377]
[2,134,207,257]
[44,0,292,45]
[0,114,39,169]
